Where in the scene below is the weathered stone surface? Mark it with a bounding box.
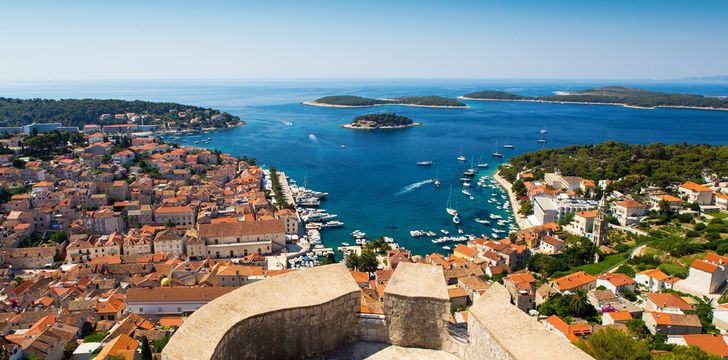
[384,263,449,349]
[162,264,361,360]
[466,283,593,360]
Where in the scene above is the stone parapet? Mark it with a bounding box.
[465,283,593,360]
[162,263,361,360]
[384,263,450,349]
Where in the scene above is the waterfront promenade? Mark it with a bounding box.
[493,172,532,230]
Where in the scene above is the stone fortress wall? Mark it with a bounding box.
[162,263,592,360]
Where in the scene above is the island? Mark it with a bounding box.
[460,86,728,110]
[342,113,421,129]
[304,95,466,108]
[0,97,244,130]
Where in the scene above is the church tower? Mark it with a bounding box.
[592,193,609,247]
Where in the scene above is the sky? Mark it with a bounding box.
[1,0,727,81]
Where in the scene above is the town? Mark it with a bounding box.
[0,117,727,360]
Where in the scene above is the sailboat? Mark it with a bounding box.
[503,136,515,149]
[538,128,547,143]
[477,154,488,168]
[416,149,434,166]
[491,140,504,158]
[446,185,458,216]
[463,157,476,177]
[456,145,466,161]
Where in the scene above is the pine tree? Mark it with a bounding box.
[141,336,153,360]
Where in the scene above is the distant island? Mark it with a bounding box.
[460,86,728,110]
[0,97,244,129]
[304,95,466,108]
[343,113,421,129]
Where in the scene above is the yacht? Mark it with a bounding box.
[442,246,451,250]
[477,161,488,168]
[462,188,471,196]
[410,230,425,237]
[475,218,491,224]
[446,185,458,216]
[417,160,434,166]
[491,140,504,158]
[433,179,441,187]
[452,215,461,224]
[341,242,350,247]
[457,145,466,161]
[463,181,471,187]
[503,143,515,149]
[440,229,449,235]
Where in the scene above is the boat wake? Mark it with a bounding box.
[395,179,433,196]
[308,134,319,144]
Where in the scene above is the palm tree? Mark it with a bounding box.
[569,289,588,316]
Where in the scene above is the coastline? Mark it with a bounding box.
[341,122,422,130]
[493,171,532,231]
[457,96,728,112]
[302,100,469,109]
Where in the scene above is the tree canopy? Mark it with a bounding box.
[0,97,241,128]
[463,86,728,109]
[499,141,728,189]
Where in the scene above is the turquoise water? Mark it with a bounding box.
[2,79,728,255]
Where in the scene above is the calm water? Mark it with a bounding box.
[2,79,728,255]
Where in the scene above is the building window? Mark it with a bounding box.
[177,307,182,313]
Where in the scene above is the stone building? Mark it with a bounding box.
[592,194,609,247]
[197,220,285,258]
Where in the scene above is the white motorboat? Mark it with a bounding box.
[452,215,461,224]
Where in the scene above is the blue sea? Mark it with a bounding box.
[2,79,728,255]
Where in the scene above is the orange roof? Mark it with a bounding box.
[597,272,636,287]
[96,295,126,314]
[607,311,633,321]
[655,194,681,202]
[575,210,598,218]
[705,252,728,266]
[615,200,646,208]
[646,292,692,311]
[638,268,669,281]
[95,334,139,360]
[448,287,469,299]
[547,315,591,342]
[159,317,184,328]
[350,271,369,284]
[155,206,194,213]
[691,259,719,273]
[680,182,712,192]
[681,334,728,357]
[581,179,596,187]
[553,271,596,292]
[649,312,701,327]
[454,244,478,258]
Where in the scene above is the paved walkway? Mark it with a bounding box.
[312,342,460,360]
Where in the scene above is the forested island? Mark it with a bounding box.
[305,95,466,108]
[461,86,728,110]
[0,97,244,128]
[343,113,420,129]
[499,141,728,191]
